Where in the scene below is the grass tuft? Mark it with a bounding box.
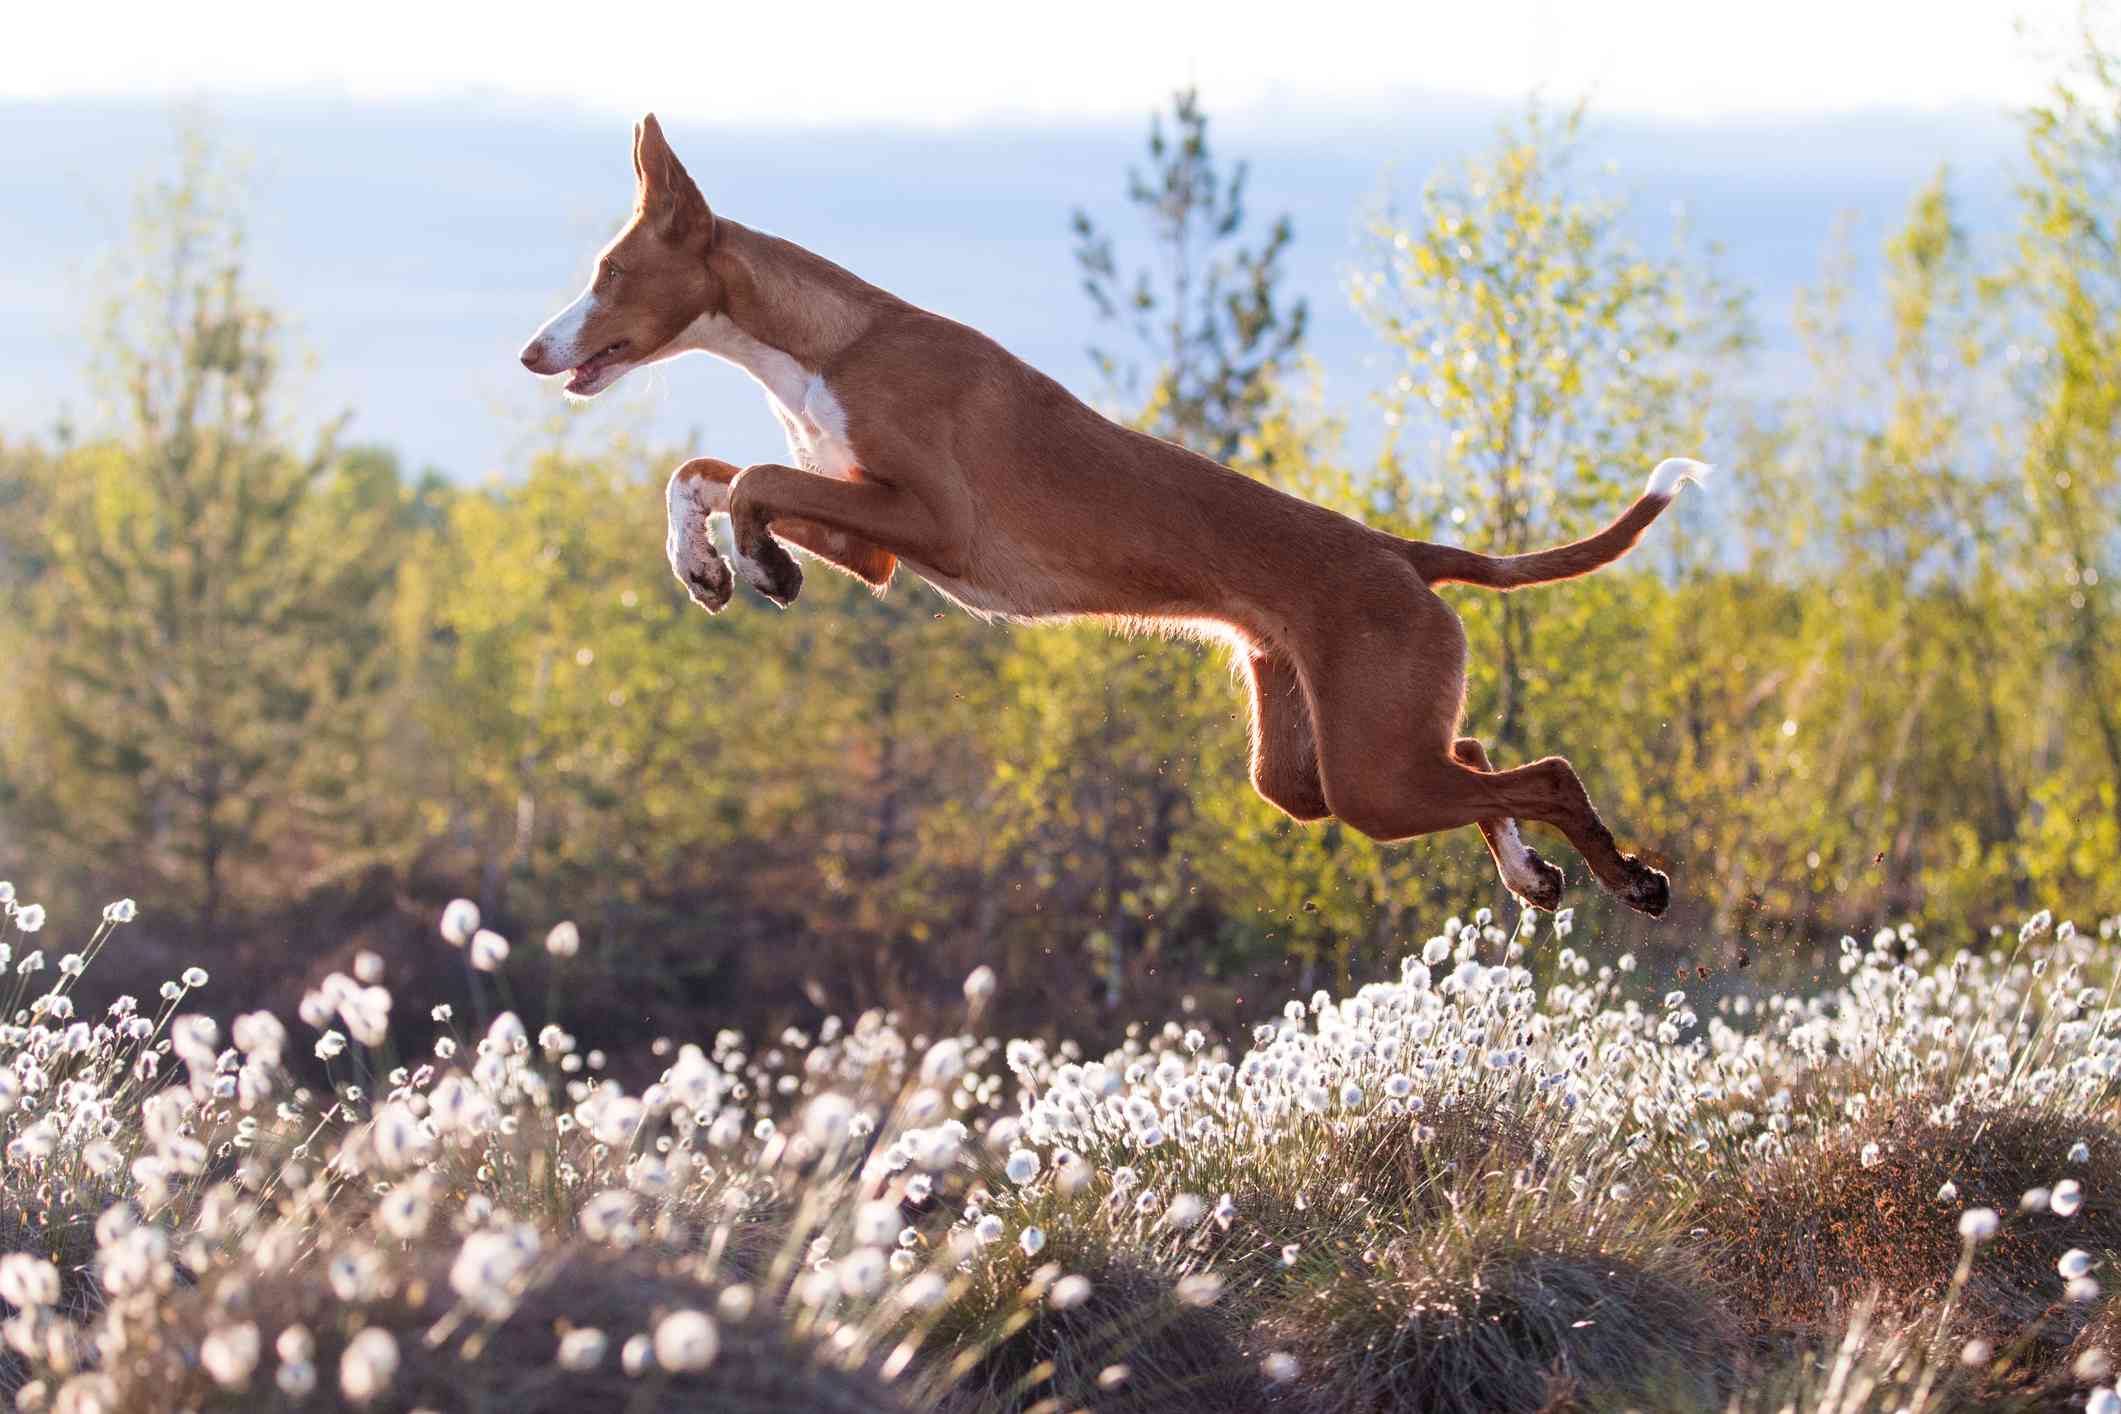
[0,894,2117,1412]
[1694,1100,2119,1369]
[1256,1168,1735,1414]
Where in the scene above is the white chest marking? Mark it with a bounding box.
[671,311,857,478]
[799,378,858,477]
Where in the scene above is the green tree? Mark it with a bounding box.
[0,438,56,870]
[1355,103,1746,762]
[416,434,1000,959]
[421,444,751,917]
[1071,87,1308,463]
[2008,27,2121,882]
[12,129,404,924]
[972,90,1314,1001]
[1845,174,2024,915]
[1673,177,2027,936]
[1345,104,1747,939]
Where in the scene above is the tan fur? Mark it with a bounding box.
[522,115,1692,916]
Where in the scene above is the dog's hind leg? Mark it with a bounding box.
[1297,576,1672,917]
[1452,737,1566,911]
[1244,649,1330,821]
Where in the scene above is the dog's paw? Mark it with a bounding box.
[682,556,733,613]
[666,468,734,613]
[1619,857,1671,918]
[736,537,803,607]
[666,516,732,615]
[1491,819,1566,912]
[1513,848,1567,912]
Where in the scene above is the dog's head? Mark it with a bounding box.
[519,114,720,398]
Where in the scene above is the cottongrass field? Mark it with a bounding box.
[1,889,2120,1413]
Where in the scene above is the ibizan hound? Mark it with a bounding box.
[520,115,1708,917]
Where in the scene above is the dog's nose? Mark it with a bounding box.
[519,340,547,372]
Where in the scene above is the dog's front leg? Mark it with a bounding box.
[726,462,966,608]
[667,461,735,613]
[668,458,900,613]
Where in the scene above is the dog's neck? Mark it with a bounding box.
[699,220,878,372]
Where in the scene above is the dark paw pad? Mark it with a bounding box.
[685,566,731,614]
[744,540,803,607]
[1622,861,1671,918]
[1517,851,1567,911]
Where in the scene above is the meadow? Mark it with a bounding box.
[5,15,2121,1413]
[1,885,2118,1413]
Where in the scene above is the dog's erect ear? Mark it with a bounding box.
[633,113,712,244]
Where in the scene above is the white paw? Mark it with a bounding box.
[666,470,731,611]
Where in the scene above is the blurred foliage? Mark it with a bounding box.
[4,62,2121,994]
[1,130,410,925]
[1071,85,1307,464]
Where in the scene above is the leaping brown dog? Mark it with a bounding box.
[521,115,1708,917]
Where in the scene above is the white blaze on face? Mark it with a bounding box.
[524,280,641,398]
[531,285,601,366]
[521,245,648,400]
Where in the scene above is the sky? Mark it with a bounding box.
[0,3,2082,478]
[4,0,2086,124]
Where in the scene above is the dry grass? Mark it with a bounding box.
[1255,1170,1736,1414]
[935,1250,1259,1414]
[1692,1101,2118,1363]
[98,1243,910,1413]
[920,1092,1568,1411]
[0,896,2118,1414]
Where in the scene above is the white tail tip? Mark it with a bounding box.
[1646,457,1712,499]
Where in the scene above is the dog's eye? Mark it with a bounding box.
[599,261,621,284]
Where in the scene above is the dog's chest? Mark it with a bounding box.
[773,378,859,480]
[686,314,860,480]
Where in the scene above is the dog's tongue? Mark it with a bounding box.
[566,351,608,391]
[565,344,624,392]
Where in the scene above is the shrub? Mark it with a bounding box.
[934,1247,1258,1414]
[99,1245,908,1413]
[1,890,2118,1414]
[1254,1174,1734,1414]
[1693,1100,2120,1365]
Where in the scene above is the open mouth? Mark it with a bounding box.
[564,340,632,394]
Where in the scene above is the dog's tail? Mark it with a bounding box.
[1406,458,1711,591]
